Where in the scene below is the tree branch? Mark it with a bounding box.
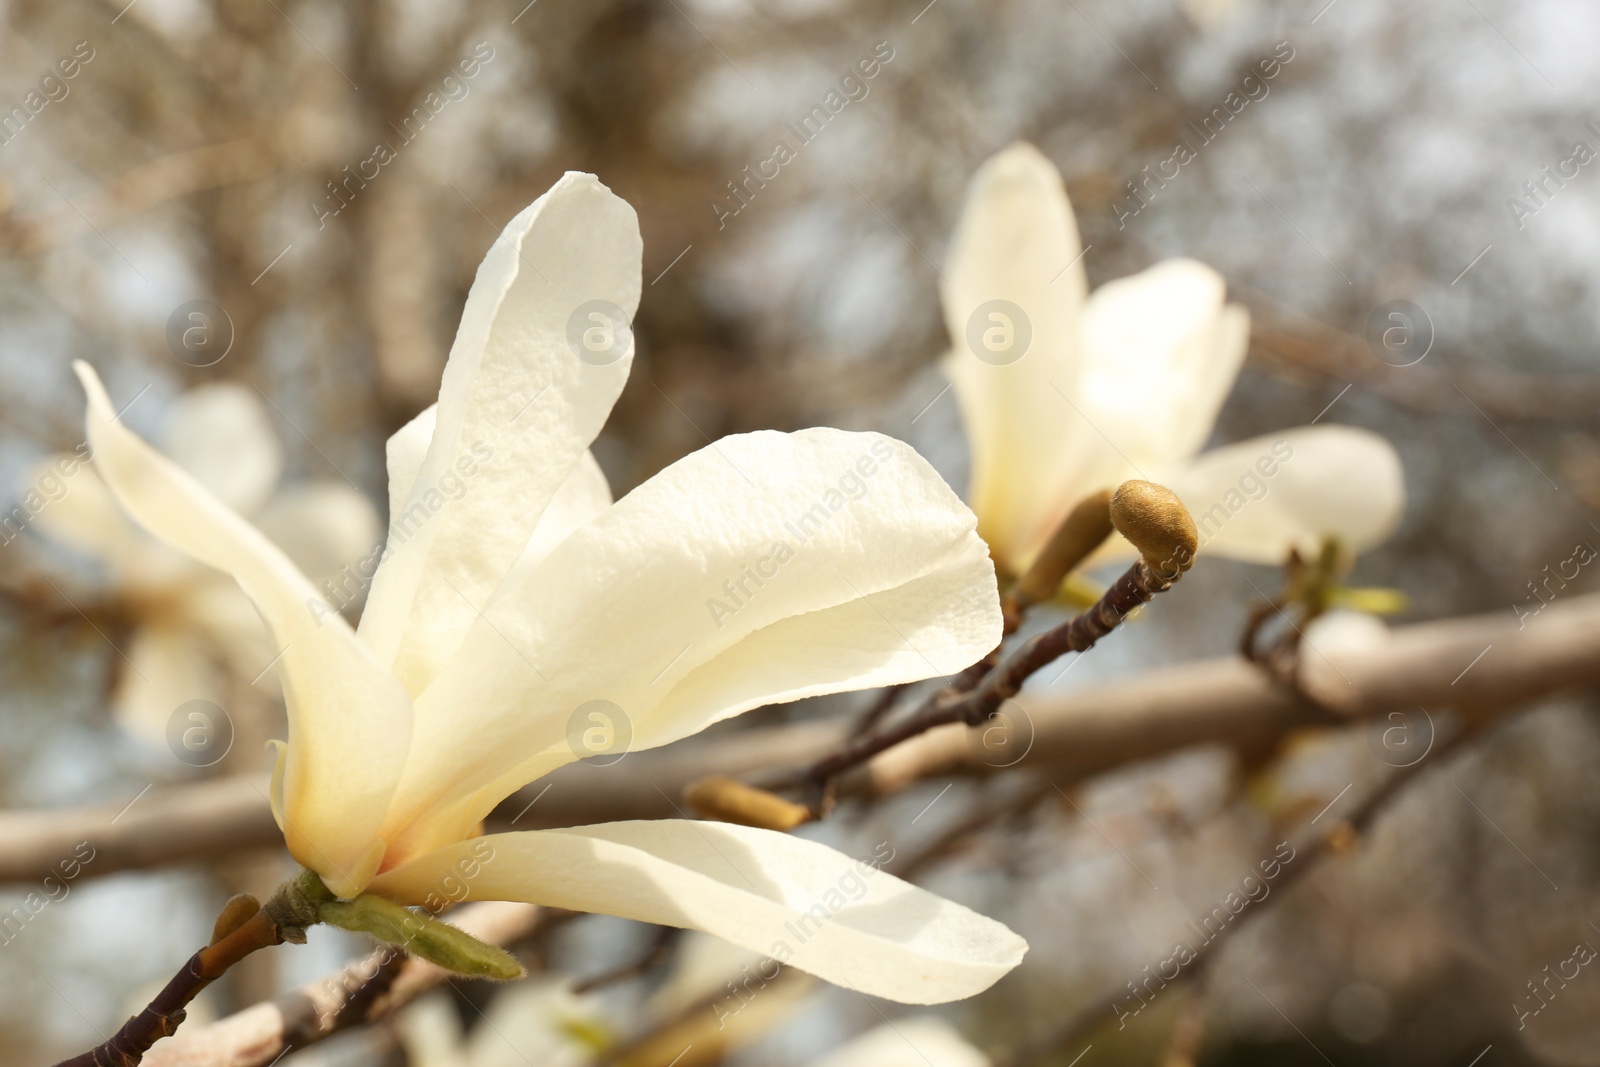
[5,593,1599,887]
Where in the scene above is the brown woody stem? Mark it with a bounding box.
[51,876,322,1067]
[789,558,1176,793]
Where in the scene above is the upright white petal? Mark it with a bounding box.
[360,172,641,696]
[160,383,284,516]
[383,402,438,529]
[1078,259,1248,469]
[509,450,612,574]
[1169,426,1405,563]
[941,142,1097,574]
[368,822,1027,1005]
[379,429,999,860]
[808,1018,990,1067]
[74,362,412,897]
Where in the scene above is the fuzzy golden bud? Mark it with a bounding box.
[1109,480,1197,578]
[684,776,813,831]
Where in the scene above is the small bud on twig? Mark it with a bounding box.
[1110,480,1197,580]
[685,775,814,830]
[209,894,261,945]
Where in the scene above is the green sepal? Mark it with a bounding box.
[317,890,525,980]
[1325,585,1409,615]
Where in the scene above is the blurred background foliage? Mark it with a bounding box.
[3,0,1600,1063]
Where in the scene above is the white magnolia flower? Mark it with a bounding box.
[30,384,379,740]
[941,142,1404,580]
[74,172,1024,1003]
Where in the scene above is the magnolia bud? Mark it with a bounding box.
[209,893,261,945]
[684,776,813,831]
[1110,481,1197,578]
[1013,488,1115,606]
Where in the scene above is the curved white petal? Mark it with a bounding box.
[111,623,224,745]
[1078,258,1247,470]
[160,383,284,516]
[510,449,612,575]
[383,403,437,539]
[254,483,383,591]
[808,1018,990,1067]
[74,362,411,897]
[380,429,1000,860]
[1168,426,1405,563]
[360,173,641,696]
[368,821,1027,1005]
[940,142,1098,574]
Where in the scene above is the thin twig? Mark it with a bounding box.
[995,724,1476,1067]
[52,901,298,1067]
[783,559,1175,795]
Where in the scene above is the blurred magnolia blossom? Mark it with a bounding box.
[941,142,1404,584]
[74,172,1024,1002]
[27,384,379,742]
[399,935,985,1067]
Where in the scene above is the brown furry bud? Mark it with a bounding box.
[684,776,813,831]
[1110,480,1197,578]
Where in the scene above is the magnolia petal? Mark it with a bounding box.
[382,403,437,539]
[380,429,999,859]
[254,483,383,591]
[160,383,284,516]
[510,449,613,575]
[368,821,1028,1005]
[74,362,411,897]
[111,623,223,745]
[1078,258,1247,470]
[1169,426,1405,564]
[940,142,1097,574]
[808,1018,990,1067]
[360,173,641,696]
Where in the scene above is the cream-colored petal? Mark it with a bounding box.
[254,483,384,591]
[74,362,411,897]
[110,623,224,745]
[160,383,284,516]
[940,142,1098,574]
[808,1018,990,1067]
[360,173,641,696]
[368,822,1027,1005]
[383,403,437,540]
[1078,258,1246,469]
[380,430,999,861]
[1168,426,1405,564]
[509,450,612,575]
